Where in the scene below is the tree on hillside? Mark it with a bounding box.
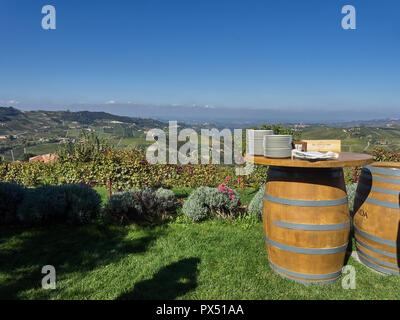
[57,130,113,162]
[22,153,37,162]
[251,124,302,141]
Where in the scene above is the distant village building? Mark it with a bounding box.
[293,124,310,129]
[58,137,71,144]
[29,153,59,163]
[377,140,388,146]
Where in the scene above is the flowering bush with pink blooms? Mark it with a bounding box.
[217,184,237,201]
[182,186,241,222]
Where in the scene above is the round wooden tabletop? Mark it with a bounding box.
[245,152,374,168]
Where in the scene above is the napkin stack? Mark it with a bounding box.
[291,150,339,160]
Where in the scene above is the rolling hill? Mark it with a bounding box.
[2,106,400,162]
[0,107,168,161]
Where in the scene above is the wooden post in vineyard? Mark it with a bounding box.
[108,179,112,199]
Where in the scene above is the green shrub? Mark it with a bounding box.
[154,188,178,217]
[17,185,68,226]
[182,186,241,222]
[0,182,26,225]
[103,187,178,224]
[61,184,102,224]
[346,183,358,214]
[182,197,209,222]
[17,184,101,226]
[248,184,265,219]
[103,190,144,224]
[134,188,158,215]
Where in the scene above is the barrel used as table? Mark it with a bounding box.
[245,152,373,285]
[354,162,400,275]
[264,166,350,284]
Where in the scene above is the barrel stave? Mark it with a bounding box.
[268,247,346,275]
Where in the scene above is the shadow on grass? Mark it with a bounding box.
[118,257,200,300]
[0,224,162,299]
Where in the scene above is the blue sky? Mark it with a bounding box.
[0,0,399,120]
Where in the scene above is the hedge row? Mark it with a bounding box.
[372,147,400,162]
[0,149,269,189]
[3,147,395,190]
[0,182,102,226]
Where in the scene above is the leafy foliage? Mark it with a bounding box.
[247,184,265,218]
[182,186,241,222]
[103,190,144,224]
[154,188,178,217]
[57,130,113,162]
[17,184,101,226]
[0,149,269,190]
[103,187,178,224]
[0,182,26,225]
[346,183,358,214]
[253,124,302,141]
[61,184,102,224]
[372,146,400,162]
[17,185,68,226]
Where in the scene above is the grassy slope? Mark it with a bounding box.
[0,107,163,161]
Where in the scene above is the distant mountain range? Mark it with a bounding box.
[330,118,400,128]
[0,107,167,135]
[40,103,400,126]
[2,106,400,134]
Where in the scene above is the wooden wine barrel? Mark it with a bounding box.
[263,166,350,284]
[354,163,400,274]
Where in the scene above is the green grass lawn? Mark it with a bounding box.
[2,220,400,300]
[1,187,400,300]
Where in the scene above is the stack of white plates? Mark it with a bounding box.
[263,135,293,158]
[247,130,274,155]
